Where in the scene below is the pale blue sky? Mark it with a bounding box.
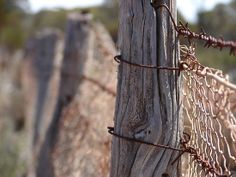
[29,0,232,22]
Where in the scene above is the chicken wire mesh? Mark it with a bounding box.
[180,45,236,177]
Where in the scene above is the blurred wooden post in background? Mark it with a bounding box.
[23,29,63,177]
[24,12,117,177]
[52,22,117,177]
[36,13,92,177]
[110,0,181,177]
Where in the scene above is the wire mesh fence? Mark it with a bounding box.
[111,46,236,176]
[109,3,236,176]
[181,45,236,176]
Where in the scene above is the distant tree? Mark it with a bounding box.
[30,9,67,33]
[196,1,236,71]
[0,0,29,28]
[197,1,236,40]
[91,0,118,41]
[0,0,29,49]
[103,0,118,7]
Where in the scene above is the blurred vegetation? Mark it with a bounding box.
[0,121,27,177]
[198,0,236,40]
[0,0,29,49]
[28,9,67,34]
[179,0,236,71]
[0,50,27,177]
[89,2,118,41]
[27,1,119,41]
[196,0,236,71]
[1,0,233,69]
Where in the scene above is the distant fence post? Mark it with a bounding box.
[23,29,63,177]
[110,0,181,176]
[36,13,92,177]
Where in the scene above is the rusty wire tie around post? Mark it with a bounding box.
[150,3,236,55]
[114,55,183,71]
[108,127,182,152]
[108,127,231,177]
[111,2,235,176]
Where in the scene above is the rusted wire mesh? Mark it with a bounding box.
[180,45,236,177]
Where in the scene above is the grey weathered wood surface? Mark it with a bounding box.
[110,0,181,177]
[52,22,117,177]
[36,13,92,177]
[23,29,63,177]
[31,29,62,146]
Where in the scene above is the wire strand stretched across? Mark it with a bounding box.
[114,55,180,71]
[151,3,236,55]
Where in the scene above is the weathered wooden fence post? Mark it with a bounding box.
[110,0,181,176]
[23,29,63,177]
[36,13,92,177]
[52,22,117,177]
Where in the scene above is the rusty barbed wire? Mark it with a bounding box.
[108,127,231,177]
[180,45,236,91]
[109,3,236,176]
[150,3,236,55]
[111,49,235,176]
[108,127,182,151]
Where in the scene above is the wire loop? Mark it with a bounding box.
[114,55,180,71]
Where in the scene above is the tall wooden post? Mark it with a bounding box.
[23,29,63,177]
[36,13,92,177]
[110,0,181,177]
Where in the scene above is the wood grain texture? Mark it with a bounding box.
[110,0,181,177]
